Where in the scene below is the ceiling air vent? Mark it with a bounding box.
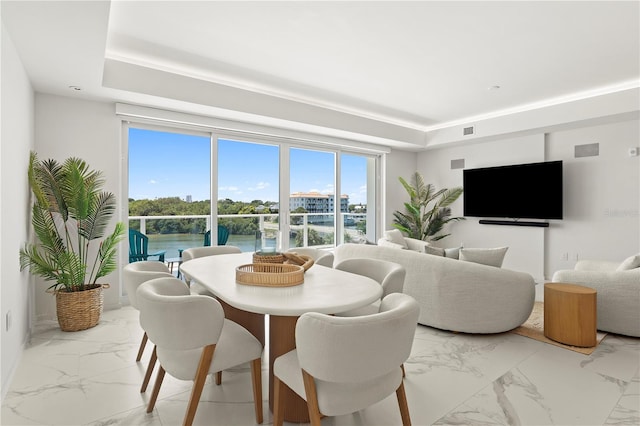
[463,126,474,136]
[575,143,599,158]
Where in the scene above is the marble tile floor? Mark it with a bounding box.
[2,306,639,426]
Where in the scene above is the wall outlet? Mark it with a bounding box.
[5,310,11,331]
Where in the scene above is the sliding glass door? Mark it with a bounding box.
[289,147,336,248]
[217,138,279,251]
[127,126,211,260]
[341,153,377,244]
[127,125,380,258]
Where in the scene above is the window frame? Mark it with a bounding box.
[120,113,385,298]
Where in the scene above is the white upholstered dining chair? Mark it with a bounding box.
[137,276,264,426]
[181,245,242,296]
[333,257,406,316]
[273,293,419,426]
[122,260,174,392]
[286,247,334,267]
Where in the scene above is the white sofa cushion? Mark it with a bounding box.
[617,254,640,271]
[378,239,406,250]
[424,244,463,259]
[424,244,445,256]
[383,229,408,249]
[444,246,462,259]
[460,247,508,268]
[403,237,429,252]
[575,259,620,272]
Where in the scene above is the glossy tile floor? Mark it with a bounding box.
[2,306,639,426]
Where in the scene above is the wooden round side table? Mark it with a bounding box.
[544,283,597,347]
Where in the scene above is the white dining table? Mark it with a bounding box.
[179,252,382,423]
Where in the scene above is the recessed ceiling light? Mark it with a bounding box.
[488,85,501,91]
[68,85,82,91]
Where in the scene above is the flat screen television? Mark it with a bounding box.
[463,160,563,220]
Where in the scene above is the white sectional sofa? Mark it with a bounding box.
[552,257,640,337]
[334,243,536,334]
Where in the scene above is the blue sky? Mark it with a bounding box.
[128,128,368,205]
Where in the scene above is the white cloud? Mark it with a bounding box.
[321,184,334,195]
[219,186,239,191]
[149,179,157,184]
[249,182,270,191]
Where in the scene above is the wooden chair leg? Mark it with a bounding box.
[147,365,165,413]
[250,358,263,424]
[140,345,157,393]
[273,376,285,426]
[395,381,412,426]
[302,370,323,426]
[183,345,215,426]
[215,371,222,385]
[136,332,148,362]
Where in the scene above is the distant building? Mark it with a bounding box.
[185,195,192,203]
[353,204,366,213]
[289,192,349,213]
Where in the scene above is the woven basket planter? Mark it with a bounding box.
[55,284,107,332]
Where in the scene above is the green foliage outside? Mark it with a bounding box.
[128,197,276,236]
[129,197,363,244]
[293,228,333,247]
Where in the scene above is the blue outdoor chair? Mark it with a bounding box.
[175,226,229,273]
[204,225,229,246]
[129,229,166,263]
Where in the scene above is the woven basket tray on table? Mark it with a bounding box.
[238,253,315,287]
[236,263,304,287]
[252,252,286,264]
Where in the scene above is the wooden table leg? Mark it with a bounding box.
[214,304,308,422]
[218,299,265,347]
[269,315,309,423]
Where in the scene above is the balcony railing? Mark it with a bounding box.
[128,212,367,257]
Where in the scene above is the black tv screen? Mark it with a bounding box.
[463,161,563,220]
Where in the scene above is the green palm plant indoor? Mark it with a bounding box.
[393,172,465,241]
[19,152,124,331]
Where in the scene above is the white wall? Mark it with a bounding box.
[417,134,547,280]
[415,118,639,281]
[1,23,34,399]
[545,120,639,274]
[34,94,123,320]
[383,148,417,231]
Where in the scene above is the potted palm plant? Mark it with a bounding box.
[19,152,124,331]
[393,171,465,241]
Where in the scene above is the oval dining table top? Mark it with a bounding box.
[179,251,382,316]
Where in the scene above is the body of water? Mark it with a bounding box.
[147,233,299,259]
